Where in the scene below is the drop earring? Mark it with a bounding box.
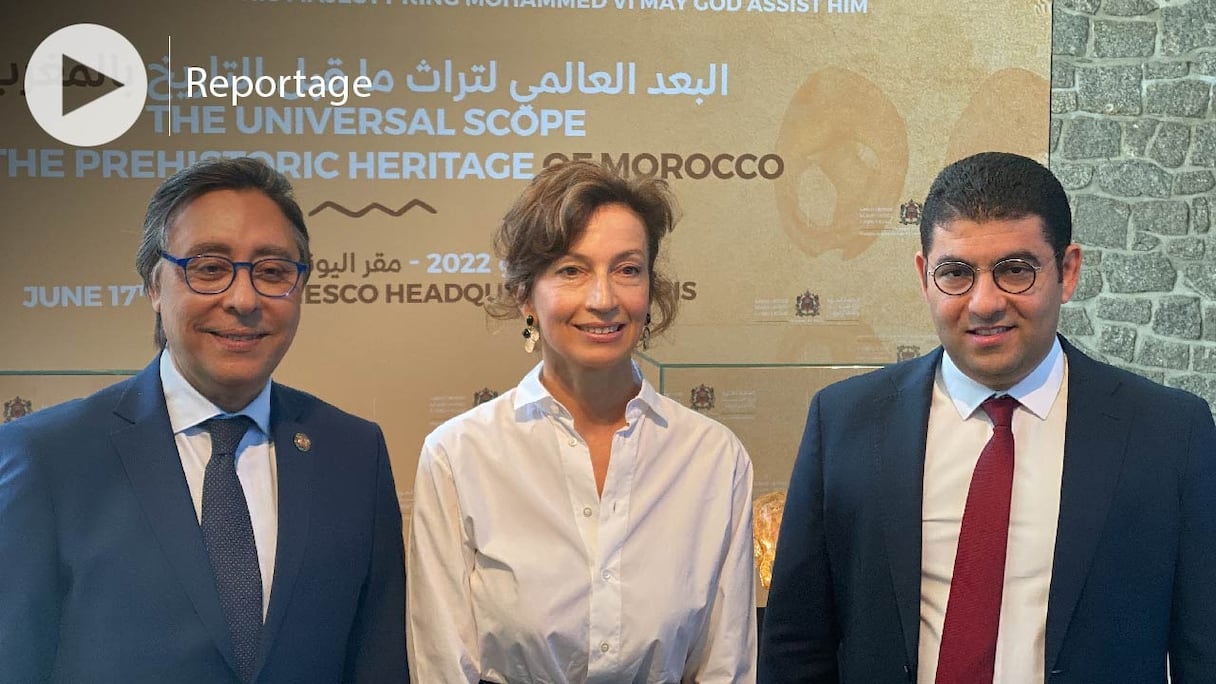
[522,314,537,353]
[641,313,652,351]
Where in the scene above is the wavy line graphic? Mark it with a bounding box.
[308,199,438,218]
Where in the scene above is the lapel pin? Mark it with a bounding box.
[294,432,312,452]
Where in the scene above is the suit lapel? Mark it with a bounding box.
[258,385,315,671]
[1044,340,1130,673]
[876,350,940,668]
[110,359,239,674]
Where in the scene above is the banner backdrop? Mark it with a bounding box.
[0,2,1050,583]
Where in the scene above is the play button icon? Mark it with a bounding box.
[25,24,147,147]
[62,54,126,116]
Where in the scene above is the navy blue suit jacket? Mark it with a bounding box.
[0,359,408,683]
[759,337,1216,683]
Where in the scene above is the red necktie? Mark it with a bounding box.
[936,395,1019,684]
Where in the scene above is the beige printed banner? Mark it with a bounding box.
[0,1,1050,572]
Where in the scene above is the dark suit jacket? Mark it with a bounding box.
[0,358,408,683]
[759,337,1216,683]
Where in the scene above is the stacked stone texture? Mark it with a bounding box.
[1052,0,1216,412]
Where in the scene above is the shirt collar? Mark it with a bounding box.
[940,336,1065,421]
[513,360,667,423]
[159,349,272,436]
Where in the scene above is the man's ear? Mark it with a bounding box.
[148,266,162,312]
[914,251,930,301]
[1059,244,1082,304]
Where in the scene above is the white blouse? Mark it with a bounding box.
[407,362,756,683]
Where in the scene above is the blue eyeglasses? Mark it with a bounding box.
[161,252,309,297]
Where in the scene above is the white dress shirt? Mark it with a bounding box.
[918,339,1068,684]
[407,361,757,684]
[160,350,279,618]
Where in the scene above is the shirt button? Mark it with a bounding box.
[602,570,611,581]
[568,438,577,446]
[583,506,593,517]
[599,642,610,653]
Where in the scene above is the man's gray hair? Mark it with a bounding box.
[136,156,310,348]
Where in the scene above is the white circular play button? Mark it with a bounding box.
[25,23,147,147]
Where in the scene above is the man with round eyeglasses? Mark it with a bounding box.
[928,257,1041,297]
[762,152,1216,684]
[0,157,409,683]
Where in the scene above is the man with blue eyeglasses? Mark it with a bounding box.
[761,152,1216,684]
[0,157,409,683]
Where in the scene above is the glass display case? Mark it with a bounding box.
[636,324,889,605]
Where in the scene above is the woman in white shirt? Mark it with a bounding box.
[407,160,756,683]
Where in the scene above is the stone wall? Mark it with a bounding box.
[1051,0,1216,413]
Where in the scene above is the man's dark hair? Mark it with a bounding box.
[920,151,1071,275]
[136,157,310,348]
